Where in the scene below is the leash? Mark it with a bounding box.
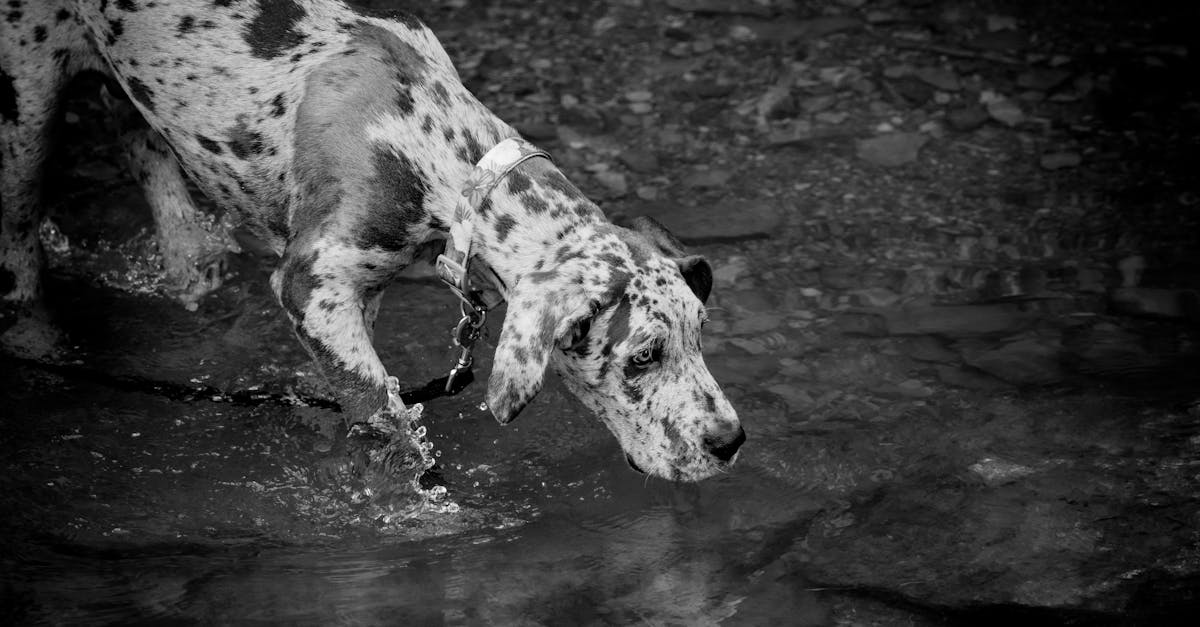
[427,137,553,397]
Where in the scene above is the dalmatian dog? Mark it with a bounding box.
[0,0,745,481]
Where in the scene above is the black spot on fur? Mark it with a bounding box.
[244,0,306,60]
[0,69,16,123]
[358,147,430,251]
[494,214,517,242]
[442,126,455,142]
[226,117,265,159]
[201,19,217,29]
[107,19,124,45]
[420,114,433,133]
[177,15,195,34]
[116,0,138,11]
[0,266,15,295]
[431,81,450,106]
[213,0,237,7]
[270,93,286,117]
[126,76,155,112]
[521,193,548,214]
[55,8,70,22]
[477,197,493,216]
[5,11,21,24]
[32,24,46,42]
[507,170,531,194]
[196,135,223,154]
[606,294,634,350]
[395,86,414,115]
[460,130,484,164]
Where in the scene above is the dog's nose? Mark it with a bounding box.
[704,425,746,463]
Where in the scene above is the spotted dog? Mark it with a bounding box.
[0,0,745,481]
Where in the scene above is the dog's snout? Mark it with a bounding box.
[704,425,746,463]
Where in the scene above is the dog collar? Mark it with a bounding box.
[435,137,552,297]
[434,137,552,393]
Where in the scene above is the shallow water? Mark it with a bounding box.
[1,273,830,625]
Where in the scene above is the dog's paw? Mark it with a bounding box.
[171,255,229,311]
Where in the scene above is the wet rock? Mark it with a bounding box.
[1117,255,1146,287]
[814,111,849,125]
[962,337,1065,385]
[707,354,781,386]
[514,121,558,141]
[756,82,796,120]
[667,0,774,17]
[727,288,778,312]
[618,149,660,173]
[1110,287,1199,320]
[1017,68,1072,92]
[971,29,1027,52]
[799,94,837,114]
[889,78,934,106]
[897,336,959,364]
[767,384,816,412]
[856,133,930,167]
[1040,152,1082,170]
[682,169,733,189]
[675,82,736,100]
[731,313,785,335]
[834,312,889,337]
[935,364,1012,391]
[627,199,783,244]
[730,17,860,43]
[1063,322,1163,377]
[712,256,751,288]
[594,171,628,197]
[765,121,816,147]
[879,304,1035,337]
[946,106,991,132]
[969,457,1037,486]
[982,92,1026,127]
[819,266,859,291]
[848,287,901,308]
[913,66,961,92]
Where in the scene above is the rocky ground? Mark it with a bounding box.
[4,0,1200,624]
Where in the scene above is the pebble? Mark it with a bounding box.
[969,457,1036,486]
[914,66,961,91]
[619,149,660,173]
[682,169,733,188]
[856,132,930,167]
[1040,152,1082,170]
[594,171,628,197]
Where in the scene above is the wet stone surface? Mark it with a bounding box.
[4,0,1200,624]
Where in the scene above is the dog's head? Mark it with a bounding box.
[486,217,743,481]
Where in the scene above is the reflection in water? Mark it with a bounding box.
[9,473,824,625]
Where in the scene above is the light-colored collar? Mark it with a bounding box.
[435,137,552,302]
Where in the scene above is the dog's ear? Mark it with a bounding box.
[625,216,713,304]
[487,272,591,424]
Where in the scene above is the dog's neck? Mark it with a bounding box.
[450,155,609,299]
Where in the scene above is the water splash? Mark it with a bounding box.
[274,377,459,531]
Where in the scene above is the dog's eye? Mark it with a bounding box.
[630,345,661,368]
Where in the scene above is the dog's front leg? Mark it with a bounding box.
[271,247,390,423]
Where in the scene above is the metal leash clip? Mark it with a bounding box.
[446,303,487,393]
